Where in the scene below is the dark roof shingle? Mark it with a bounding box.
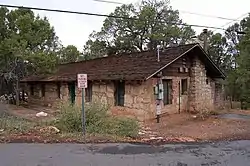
[21,43,223,82]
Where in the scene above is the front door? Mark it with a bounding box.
[68,82,76,104]
[114,81,125,106]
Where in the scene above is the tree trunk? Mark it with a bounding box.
[230,96,233,109]
[15,78,19,106]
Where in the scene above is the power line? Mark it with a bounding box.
[178,10,238,21]
[93,0,123,5]
[0,4,227,30]
[212,12,249,33]
[0,4,136,20]
[220,13,248,29]
[93,0,239,21]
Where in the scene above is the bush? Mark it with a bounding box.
[55,103,82,132]
[55,102,139,137]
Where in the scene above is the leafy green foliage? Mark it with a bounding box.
[55,102,139,138]
[83,0,195,59]
[0,7,61,96]
[0,7,67,102]
[221,14,250,108]
[59,45,81,63]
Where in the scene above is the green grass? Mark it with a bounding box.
[54,102,139,138]
[0,111,34,133]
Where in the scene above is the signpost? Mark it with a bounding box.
[77,74,87,136]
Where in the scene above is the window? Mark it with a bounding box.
[30,84,34,96]
[114,81,125,106]
[163,79,172,105]
[41,84,45,97]
[85,81,93,102]
[57,82,61,99]
[206,78,209,84]
[181,79,188,95]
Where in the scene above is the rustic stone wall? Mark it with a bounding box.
[74,82,115,107]
[214,82,225,109]
[123,80,155,120]
[189,56,215,112]
[22,82,69,107]
[159,76,190,114]
[73,80,155,121]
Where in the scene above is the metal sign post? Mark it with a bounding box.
[156,104,161,123]
[77,74,87,136]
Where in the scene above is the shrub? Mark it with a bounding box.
[55,102,139,137]
[55,103,82,132]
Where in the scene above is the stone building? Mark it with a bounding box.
[21,43,225,120]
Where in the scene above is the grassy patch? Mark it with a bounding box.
[0,111,34,133]
[54,102,139,138]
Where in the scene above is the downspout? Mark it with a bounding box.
[156,45,162,123]
[157,45,160,62]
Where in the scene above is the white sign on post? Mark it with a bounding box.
[77,74,88,89]
[156,104,161,115]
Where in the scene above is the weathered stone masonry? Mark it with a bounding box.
[189,55,216,112]
[74,80,156,120]
[23,54,223,120]
[22,54,224,120]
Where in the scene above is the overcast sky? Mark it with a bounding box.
[1,0,249,50]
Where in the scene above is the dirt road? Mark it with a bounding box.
[1,141,250,166]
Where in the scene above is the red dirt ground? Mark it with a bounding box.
[143,110,250,141]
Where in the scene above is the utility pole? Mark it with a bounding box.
[203,29,208,52]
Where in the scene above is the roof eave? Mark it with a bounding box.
[145,44,226,80]
[145,44,199,80]
[196,45,226,79]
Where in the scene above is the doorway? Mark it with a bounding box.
[68,82,76,104]
[114,81,125,106]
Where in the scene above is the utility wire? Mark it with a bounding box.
[178,10,238,21]
[0,4,227,31]
[212,12,249,34]
[93,0,239,21]
[0,4,136,20]
[93,0,124,5]
[220,13,249,29]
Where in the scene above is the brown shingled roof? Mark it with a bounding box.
[21,43,225,82]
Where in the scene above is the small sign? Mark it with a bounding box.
[156,105,161,115]
[77,74,87,89]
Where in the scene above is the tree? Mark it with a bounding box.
[0,7,60,104]
[59,45,81,63]
[198,31,232,73]
[223,14,250,108]
[83,0,195,59]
